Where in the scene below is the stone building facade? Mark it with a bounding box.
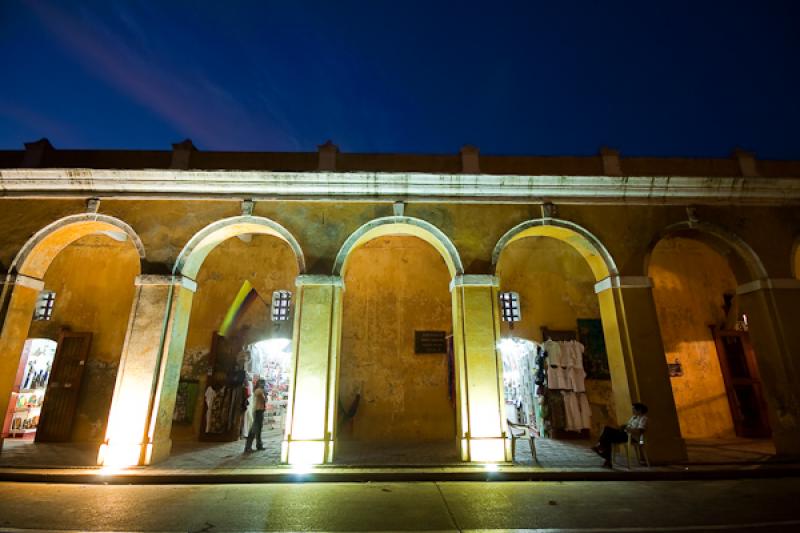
[0,139,798,467]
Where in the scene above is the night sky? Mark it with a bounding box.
[1,1,799,158]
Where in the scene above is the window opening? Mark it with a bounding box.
[33,291,56,321]
[499,291,521,323]
[271,290,292,322]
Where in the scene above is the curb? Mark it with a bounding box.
[1,465,799,485]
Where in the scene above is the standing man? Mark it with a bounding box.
[244,379,266,452]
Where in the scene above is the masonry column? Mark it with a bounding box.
[98,274,195,467]
[282,275,343,465]
[450,275,510,463]
[737,279,800,457]
[0,275,43,451]
[595,276,686,463]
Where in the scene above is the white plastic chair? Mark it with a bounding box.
[507,419,537,464]
[613,430,650,468]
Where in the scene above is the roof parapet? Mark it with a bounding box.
[460,145,480,173]
[22,138,54,168]
[734,148,758,177]
[170,139,197,170]
[318,140,339,171]
[600,147,622,176]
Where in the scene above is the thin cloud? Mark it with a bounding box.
[0,102,82,145]
[29,2,299,150]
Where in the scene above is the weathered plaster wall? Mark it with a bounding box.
[496,236,615,437]
[1,200,798,281]
[1,198,797,443]
[171,234,298,441]
[340,236,455,443]
[650,236,737,439]
[28,234,140,442]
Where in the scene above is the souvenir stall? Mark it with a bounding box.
[499,328,593,442]
[537,327,591,439]
[2,339,57,439]
[198,280,294,441]
[199,333,249,442]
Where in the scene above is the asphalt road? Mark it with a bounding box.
[1,478,800,532]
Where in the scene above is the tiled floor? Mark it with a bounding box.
[0,431,779,470]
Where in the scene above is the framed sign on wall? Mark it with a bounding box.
[414,330,447,354]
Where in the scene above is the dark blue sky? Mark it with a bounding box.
[1,1,799,158]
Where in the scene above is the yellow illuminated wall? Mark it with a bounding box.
[340,236,455,443]
[495,236,615,436]
[171,234,298,441]
[794,245,800,279]
[28,234,140,442]
[649,237,736,439]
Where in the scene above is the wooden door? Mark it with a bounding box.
[711,327,771,438]
[36,332,92,442]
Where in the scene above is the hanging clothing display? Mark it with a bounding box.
[204,385,216,433]
[207,386,227,434]
[499,332,594,441]
[241,378,254,438]
[536,338,592,435]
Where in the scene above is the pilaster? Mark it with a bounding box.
[282,275,344,465]
[98,274,196,467]
[736,279,800,456]
[450,274,511,463]
[595,276,686,463]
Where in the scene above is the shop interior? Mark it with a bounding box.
[2,338,57,441]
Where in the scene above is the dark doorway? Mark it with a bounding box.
[37,331,92,442]
[711,327,771,438]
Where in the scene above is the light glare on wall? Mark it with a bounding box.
[98,373,154,468]
[469,438,506,462]
[287,440,326,466]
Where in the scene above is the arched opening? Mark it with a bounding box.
[162,216,303,468]
[493,220,617,466]
[0,217,142,467]
[647,226,774,460]
[335,219,462,464]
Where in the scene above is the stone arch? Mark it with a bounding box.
[490,217,692,461]
[0,213,144,455]
[643,220,768,284]
[174,215,305,279]
[9,213,145,279]
[645,220,776,444]
[333,216,463,278]
[491,217,618,282]
[333,216,463,460]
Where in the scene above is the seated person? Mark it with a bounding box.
[591,402,648,468]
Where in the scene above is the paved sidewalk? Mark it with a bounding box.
[0,431,789,485]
